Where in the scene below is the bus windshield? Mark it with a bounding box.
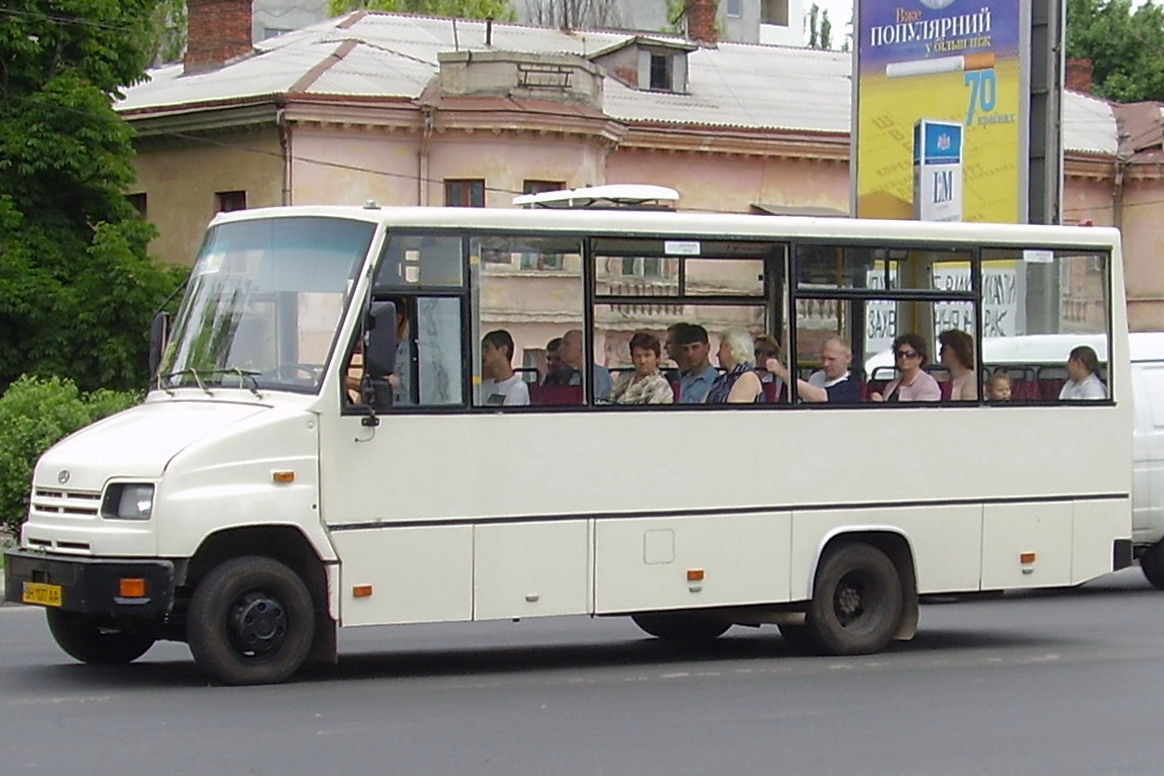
[159,216,375,393]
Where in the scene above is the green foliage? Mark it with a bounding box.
[1067,0,1164,102]
[149,0,186,65]
[0,376,140,537]
[328,0,515,20]
[0,0,187,393]
[807,4,833,50]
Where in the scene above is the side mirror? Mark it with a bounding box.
[149,311,169,381]
[363,301,398,409]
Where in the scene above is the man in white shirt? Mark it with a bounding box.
[479,329,530,406]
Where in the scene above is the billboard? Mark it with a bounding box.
[854,0,1028,224]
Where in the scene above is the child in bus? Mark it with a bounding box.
[985,374,1012,402]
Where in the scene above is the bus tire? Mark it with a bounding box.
[46,610,156,665]
[806,543,903,656]
[187,556,314,685]
[632,612,730,642]
[1140,541,1164,590]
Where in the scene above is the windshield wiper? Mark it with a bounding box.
[158,367,261,396]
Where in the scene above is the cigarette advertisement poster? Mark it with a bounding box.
[854,0,1026,223]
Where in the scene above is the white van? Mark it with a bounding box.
[1131,332,1164,585]
[867,331,1164,587]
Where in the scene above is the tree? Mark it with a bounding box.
[806,3,832,50]
[0,1,187,393]
[1067,0,1164,102]
[525,0,620,29]
[328,0,516,19]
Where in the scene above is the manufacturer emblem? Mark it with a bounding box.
[57,470,70,485]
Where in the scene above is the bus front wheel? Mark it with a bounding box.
[186,556,315,685]
[806,544,903,656]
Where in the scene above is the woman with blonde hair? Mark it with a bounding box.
[704,329,763,403]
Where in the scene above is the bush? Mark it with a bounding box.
[0,376,140,537]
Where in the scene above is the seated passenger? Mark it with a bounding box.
[541,336,569,385]
[674,323,719,403]
[705,329,763,403]
[870,333,941,402]
[609,331,674,405]
[985,373,1012,402]
[556,328,613,402]
[479,329,530,406]
[938,329,978,401]
[765,336,860,403]
[751,334,785,401]
[1059,345,1107,400]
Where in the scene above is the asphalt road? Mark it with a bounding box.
[2,568,1163,776]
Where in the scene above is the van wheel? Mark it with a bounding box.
[46,610,156,665]
[632,612,730,642]
[187,556,315,685]
[806,544,903,655]
[1140,542,1164,590]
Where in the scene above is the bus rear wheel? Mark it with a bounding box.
[1140,541,1164,590]
[632,612,730,642]
[186,556,315,685]
[806,544,903,656]
[46,610,156,665]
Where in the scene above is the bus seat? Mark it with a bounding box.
[1008,380,1039,401]
[1038,379,1063,401]
[528,384,583,406]
[670,381,680,400]
[939,380,953,401]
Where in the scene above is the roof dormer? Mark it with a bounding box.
[589,36,697,94]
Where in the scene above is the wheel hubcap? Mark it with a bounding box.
[834,573,871,627]
[227,592,287,657]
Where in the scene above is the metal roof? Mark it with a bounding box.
[119,11,1116,153]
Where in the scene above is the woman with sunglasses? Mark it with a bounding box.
[870,333,941,402]
[751,333,784,402]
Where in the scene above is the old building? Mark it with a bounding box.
[118,7,1161,339]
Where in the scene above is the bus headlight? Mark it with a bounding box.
[102,484,155,521]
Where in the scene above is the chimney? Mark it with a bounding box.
[686,0,719,46]
[185,0,254,75]
[1065,58,1093,94]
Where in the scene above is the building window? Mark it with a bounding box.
[621,257,664,277]
[216,190,247,212]
[126,193,147,218]
[649,53,672,91]
[445,179,485,207]
[726,0,742,17]
[761,0,789,26]
[523,179,565,197]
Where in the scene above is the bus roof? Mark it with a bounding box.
[208,205,1122,252]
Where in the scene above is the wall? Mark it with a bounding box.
[131,127,284,265]
[289,127,422,207]
[606,148,849,212]
[1121,174,1164,331]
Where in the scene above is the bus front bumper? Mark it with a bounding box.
[4,549,175,617]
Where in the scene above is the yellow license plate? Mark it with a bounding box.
[22,582,63,608]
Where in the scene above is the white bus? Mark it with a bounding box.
[5,203,1132,684]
